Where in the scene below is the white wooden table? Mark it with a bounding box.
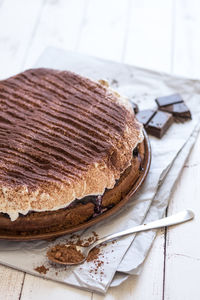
[0,0,200,299]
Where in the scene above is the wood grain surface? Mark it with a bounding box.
[0,0,199,299]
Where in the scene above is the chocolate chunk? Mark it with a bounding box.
[159,102,191,120]
[146,111,173,138]
[131,102,139,114]
[136,110,156,126]
[156,94,182,107]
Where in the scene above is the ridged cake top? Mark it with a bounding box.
[0,68,143,220]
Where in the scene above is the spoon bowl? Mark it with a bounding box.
[47,244,90,265]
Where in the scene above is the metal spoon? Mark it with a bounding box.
[47,209,194,265]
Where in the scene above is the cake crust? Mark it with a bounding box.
[0,68,143,220]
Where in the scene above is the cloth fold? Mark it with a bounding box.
[0,48,200,294]
[115,122,200,278]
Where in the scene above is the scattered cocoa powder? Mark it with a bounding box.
[92,231,98,238]
[64,231,99,247]
[47,244,85,264]
[87,247,100,262]
[34,265,49,274]
[76,232,99,247]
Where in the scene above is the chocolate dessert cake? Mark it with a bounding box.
[0,68,145,235]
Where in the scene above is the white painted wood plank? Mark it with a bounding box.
[24,0,87,69]
[164,132,200,300]
[172,0,200,78]
[0,0,4,7]
[77,0,129,62]
[93,231,165,300]
[0,1,44,299]
[0,0,44,79]
[0,265,24,300]
[20,274,91,300]
[164,1,200,299]
[124,0,173,72]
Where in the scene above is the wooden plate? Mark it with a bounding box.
[0,130,151,241]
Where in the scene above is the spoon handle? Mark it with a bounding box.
[90,210,194,249]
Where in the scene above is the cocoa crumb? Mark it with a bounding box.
[96,260,104,268]
[69,231,99,247]
[70,233,80,239]
[92,231,99,238]
[34,265,49,274]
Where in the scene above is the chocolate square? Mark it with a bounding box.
[146,111,173,138]
[136,110,156,126]
[159,102,191,119]
[156,94,183,107]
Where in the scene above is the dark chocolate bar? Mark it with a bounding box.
[136,110,156,126]
[156,94,183,107]
[146,111,173,138]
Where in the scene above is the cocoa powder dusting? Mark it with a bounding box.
[34,265,49,274]
[46,232,109,278]
[47,244,84,264]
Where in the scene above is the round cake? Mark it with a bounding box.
[0,68,144,235]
